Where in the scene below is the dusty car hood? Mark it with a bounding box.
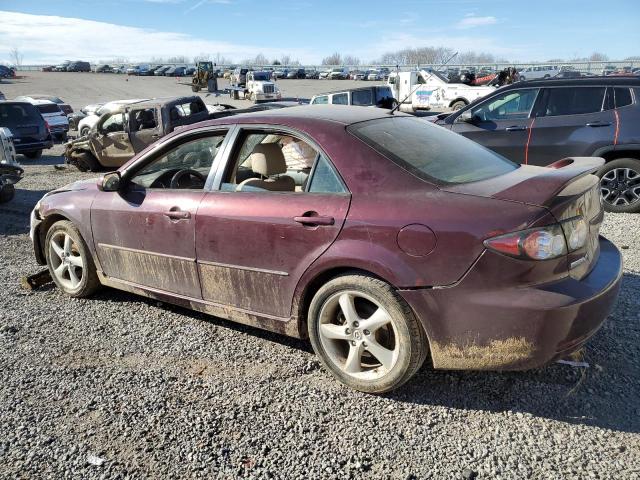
[46,177,98,197]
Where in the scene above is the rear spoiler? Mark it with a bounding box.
[497,157,604,207]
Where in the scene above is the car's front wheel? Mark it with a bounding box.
[80,126,90,137]
[450,100,467,111]
[598,158,640,213]
[308,274,428,393]
[45,220,100,297]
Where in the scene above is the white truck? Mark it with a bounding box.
[387,70,496,113]
[228,71,282,103]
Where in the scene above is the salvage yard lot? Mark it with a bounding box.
[1,73,640,479]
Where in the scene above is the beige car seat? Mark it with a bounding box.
[236,144,295,192]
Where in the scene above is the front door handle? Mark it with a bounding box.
[163,209,191,220]
[294,214,335,226]
[586,122,612,127]
[505,126,527,131]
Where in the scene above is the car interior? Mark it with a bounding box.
[130,134,227,190]
[221,132,319,192]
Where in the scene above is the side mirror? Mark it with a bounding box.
[455,111,475,124]
[98,172,121,192]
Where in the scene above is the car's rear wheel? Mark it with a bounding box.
[598,158,640,213]
[45,220,100,297]
[71,151,101,172]
[24,150,43,159]
[80,126,90,137]
[450,100,467,111]
[308,274,428,393]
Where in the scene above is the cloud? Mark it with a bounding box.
[456,15,497,29]
[0,11,314,64]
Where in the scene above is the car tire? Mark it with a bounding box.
[45,220,100,298]
[24,150,43,159]
[520,75,526,81]
[73,151,101,172]
[0,183,15,204]
[597,158,640,213]
[308,273,428,393]
[450,100,467,111]
[80,126,90,137]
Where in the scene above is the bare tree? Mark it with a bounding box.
[322,52,342,65]
[280,54,292,66]
[589,52,609,62]
[253,53,269,66]
[193,53,211,63]
[9,47,24,67]
[343,55,361,66]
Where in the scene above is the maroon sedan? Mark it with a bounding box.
[30,106,622,393]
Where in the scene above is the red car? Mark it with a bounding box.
[29,106,622,393]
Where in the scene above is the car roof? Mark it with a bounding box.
[313,85,389,98]
[507,76,640,88]
[204,104,408,127]
[131,96,203,108]
[31,99,58,106]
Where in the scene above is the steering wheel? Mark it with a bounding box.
[169,169,207,189]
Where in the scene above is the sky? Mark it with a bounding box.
[1,0,639,65]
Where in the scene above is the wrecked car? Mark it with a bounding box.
[31,106,622,393]
[0,127,23,203]
[64,96,208,171]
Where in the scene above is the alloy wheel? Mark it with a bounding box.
[318,290,399,380]
[600,168,640,207]
[48,231,84,290]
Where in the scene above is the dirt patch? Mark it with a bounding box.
[430,337,536,370]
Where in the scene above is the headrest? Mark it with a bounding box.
[249,144,286,176]
[141,110,155,122]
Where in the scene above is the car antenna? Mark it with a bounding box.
[389,51,459,115]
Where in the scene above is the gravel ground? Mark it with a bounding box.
[0,73,639,478]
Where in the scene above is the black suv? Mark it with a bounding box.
[0,102,53,159]
[435,77,640,213]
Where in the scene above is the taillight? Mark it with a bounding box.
[484,216,588,261]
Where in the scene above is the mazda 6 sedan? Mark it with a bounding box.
[30,106,623,393]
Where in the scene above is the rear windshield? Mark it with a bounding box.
[0,103,41,126]
[348,117,517,184]
[36,104,62,114]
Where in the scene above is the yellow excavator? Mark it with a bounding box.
[191,61,218,92]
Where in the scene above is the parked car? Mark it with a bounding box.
[286,68,306,79]
[0,65,16,78]
[0,101,53,159]
[305,69,320,79]
[14,95,73,115]
[271,69,288,80]
[328,67,349,80]
[165,66,186,77]
[41,65,55,72]
[54,61,71,72]
[602,65,617,76]
[0,127,23,203]
[94,64,112,73]
[30,100,69,141]
[68,103,104,131]
[148,65,164,76]
[77,99,148,136]
[30,105,622,393]
[349,70,366,80]
[0,91,4,101]
[185,66,196,76]
[518,65,559,81]
[154,66,172,76]
[65,96,208,171]
[434,77,640,213]
[310,85,397,109]
[67,61,91,72]
[318,69,331,79]
[366,70,382,81]
[113,65,128,74]
[126,65,150,76]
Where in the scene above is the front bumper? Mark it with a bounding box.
[255,93,281,101]
[399,236,623,370]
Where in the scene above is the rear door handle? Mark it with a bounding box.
[586,122,612,127]
[163,209,191,220]
[294,215,335,226]
[505,126,527,131]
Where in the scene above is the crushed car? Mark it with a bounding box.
[310,85,397,109]
[0,127,23,203]
[64,96,209,171]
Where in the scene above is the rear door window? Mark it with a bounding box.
[311,96,328,105]
[544,87,606,116]
[331,93,349,105]
[614,87,633,108]
[352,89,373,106]
[36,104,62,114]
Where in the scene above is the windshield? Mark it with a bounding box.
[253,72,270,81]
[0,103,41,127]
[37,104,62,114]
[348,117,517,184]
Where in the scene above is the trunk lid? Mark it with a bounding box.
[444,157,605,279]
